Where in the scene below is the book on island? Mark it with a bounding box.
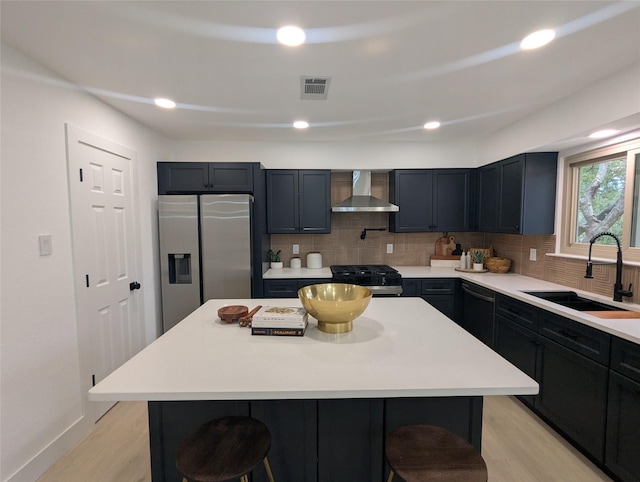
[251,326,306,336]
[252,306,308,326]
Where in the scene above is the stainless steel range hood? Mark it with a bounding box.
[331,171,399,212]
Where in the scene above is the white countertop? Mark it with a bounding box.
[263,267,332,279]
[89,297,538,402]
[263,266,640,344]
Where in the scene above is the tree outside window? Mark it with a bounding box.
[574,157,626,244]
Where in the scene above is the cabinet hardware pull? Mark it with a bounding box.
[559,329,579,340]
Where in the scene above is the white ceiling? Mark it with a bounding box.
[2,1,639,147]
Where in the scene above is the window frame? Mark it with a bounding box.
[560,138,640,262]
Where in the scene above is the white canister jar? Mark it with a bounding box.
[307,252,323,269]
[290,257,301,269]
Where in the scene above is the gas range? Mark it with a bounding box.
[330,264,403,296]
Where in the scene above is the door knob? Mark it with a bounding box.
[129,281,141,291]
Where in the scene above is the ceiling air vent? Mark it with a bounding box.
[301,76,331,100]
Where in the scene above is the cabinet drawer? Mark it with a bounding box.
[495,295,539,331]
[539,311,610,364]
[611,337,640,383]
[421,279,456,295]
[263,280,298,298]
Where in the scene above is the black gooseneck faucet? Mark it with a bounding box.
[585,231,633,302]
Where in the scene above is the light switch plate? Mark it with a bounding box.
[39,234,52,256]
[529,248,537,261]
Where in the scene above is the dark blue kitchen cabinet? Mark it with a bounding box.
[536,334,609,464]
[476,152,557,234]
[157,162,256,194]
[606,338,640,482]
[495,295,610,465]
[389,169,474,232]
[494,314,538,406]
[266,170,331,234]
[402,278,458,321]
[263,278,329,298]
[476,163,499,231]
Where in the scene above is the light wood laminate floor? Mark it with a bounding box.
[38,396,612,481]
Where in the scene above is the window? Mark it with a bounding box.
[561,138,640,261]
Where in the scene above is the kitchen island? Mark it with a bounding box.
[90,297,538,482]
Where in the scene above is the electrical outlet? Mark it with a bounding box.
[292,244,299,254]
[529,248,537,261]
[387,243,393,254]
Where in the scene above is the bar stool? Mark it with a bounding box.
[176,415,275,482]
[385,424,487,482]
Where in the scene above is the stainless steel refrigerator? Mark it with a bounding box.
[158,194,253,332]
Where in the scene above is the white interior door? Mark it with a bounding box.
[66,125,144,421]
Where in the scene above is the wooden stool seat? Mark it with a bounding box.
[385,424,487,482]
[176,416,274,482]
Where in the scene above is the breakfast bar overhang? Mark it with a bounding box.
[89,298,538,482]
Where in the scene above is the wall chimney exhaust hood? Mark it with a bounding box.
[332,171,399,212]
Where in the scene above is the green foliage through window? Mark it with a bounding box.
[574,157,626,244]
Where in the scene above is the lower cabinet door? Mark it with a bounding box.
[536,336,608,463]
[421,295,455,320]
[606,371,640,482]
[494,315,538,406]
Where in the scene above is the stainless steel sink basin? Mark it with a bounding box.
[522,291,626,312]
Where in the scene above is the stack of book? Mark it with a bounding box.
[251,306,308,336]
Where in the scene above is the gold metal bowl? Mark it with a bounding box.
[298,283,372,334]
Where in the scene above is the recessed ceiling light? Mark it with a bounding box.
[293,120,309,129]
[154,98,176,109]
[424,121,441,130]
[520,29,555,50]
[277,26,306,46]
[589,129,621,139]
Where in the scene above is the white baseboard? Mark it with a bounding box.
[4,414,93,482]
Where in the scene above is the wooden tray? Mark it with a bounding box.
[455,268,488,273]
[218,305,248,323]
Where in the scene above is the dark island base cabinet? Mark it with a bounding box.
[148,396,483,482]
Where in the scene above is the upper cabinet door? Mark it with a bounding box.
[158,162,210,193]
[476,152,557,234]
[207,163,254,193]
[299,170,331,233]
[477,164,500,232]
[266,170,331,234]
[389,170,433,232]
[432,169,474,232]
[498,156,524,233]
[390,169,473,233]
[157,162,256,194]
[266,170,299,233]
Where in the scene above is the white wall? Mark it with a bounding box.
[168,139,479,169]
[478,62,640,164]
[0,44,168,482]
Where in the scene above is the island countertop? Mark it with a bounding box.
[89,297,538,402]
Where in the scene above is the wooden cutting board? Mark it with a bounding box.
[435,235,456,256]
[583,310,640,319]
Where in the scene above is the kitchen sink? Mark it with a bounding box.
[522,291,626,312]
